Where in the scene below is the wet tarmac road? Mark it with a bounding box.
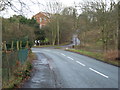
[22,53,56,88]
[22,48,118,88]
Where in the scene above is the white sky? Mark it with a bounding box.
[0,0,118,18]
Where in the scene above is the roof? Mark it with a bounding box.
[33,12,51,18]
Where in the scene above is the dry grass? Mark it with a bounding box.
[103,50,118,60]
[66,49,120,67]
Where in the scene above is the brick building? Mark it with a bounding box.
[33,12,50,29]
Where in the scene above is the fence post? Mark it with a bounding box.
[20,41,22,49]
[17,41,19,51]
[1,42,3,51]
[3,41,7,52]
[26,41,29,48]
[11,41,14,51]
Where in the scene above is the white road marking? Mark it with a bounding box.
[67,56,74,60]
[76,61,86,66]
[61,53,66,56]
[89,68,109,78]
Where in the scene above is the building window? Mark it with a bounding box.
[40,18,42,22]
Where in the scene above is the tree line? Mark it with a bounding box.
[1,0,119,53]
[42,0,119,52]
[2,15,39,49]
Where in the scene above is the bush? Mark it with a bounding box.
[104,50,118,60]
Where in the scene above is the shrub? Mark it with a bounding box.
[104,50,118,60]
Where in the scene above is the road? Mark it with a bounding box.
[24,48,118,88]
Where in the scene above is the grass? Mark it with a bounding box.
[2,52,36,88]
[33,45,62,49]
[33,45,55,48]
[66,49,119,67]
[32,42,70,48]
[54,46,63,49]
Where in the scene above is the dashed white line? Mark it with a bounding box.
[60,53,66,56]
[67,56,74,60]
[89,68,109,78]
[76,61,86,66]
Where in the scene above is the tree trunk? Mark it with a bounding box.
[11,41,14,51]
[57,18,60,45]
[117,2,119,50]
[17,41,19,51]
[52,28,56,46]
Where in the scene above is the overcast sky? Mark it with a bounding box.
[0,0,118,18]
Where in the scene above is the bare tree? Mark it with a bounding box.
[76,0,118,52]
[116,2,119,50]
[44,1,63,45]
[0,0,45,17]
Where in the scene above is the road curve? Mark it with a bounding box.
[31,48,118,88]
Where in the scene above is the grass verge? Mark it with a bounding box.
[33,45,55,48]
[32,42,70,48]
[66,49,119,67]
[54,46,63,49]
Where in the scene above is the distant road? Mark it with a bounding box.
[32,48,118,88]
